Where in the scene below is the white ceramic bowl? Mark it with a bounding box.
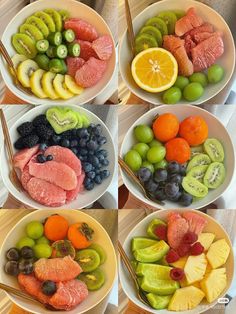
[0,0,116,105]
[120,105,235,209]
[0,104,116,209]
[0,209,117,314]
[119,209,234,314]
[119,0,235,105]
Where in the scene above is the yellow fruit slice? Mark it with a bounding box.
[42,72,59,100]
[184,253,207,284]
[64,75,84,95]
[12,54,27,69]
[30,69,47,98]
[53,74,74,99]
[17,59,39,87]
[131,47,178,93]
[206,239,230,269]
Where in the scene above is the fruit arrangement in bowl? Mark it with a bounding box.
[0,209,117,314]
[0,0,115,105]
[119,0,235,105]
[119,209,234,313]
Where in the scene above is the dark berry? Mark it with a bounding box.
[179,164,187,176]
[153,188,166,201]
[183,232,198,245]
[94,175,102,184]
[22,134,39,148]
[52,135,61,144]
[79,138,87,148]
[179,192,193,206]
[5,261,19,276]
[83,162,93,173]
[84,181,95,191]
[32,114,48,127]
[88,150,95,156]
[42,280,57,296]
[145,179,158,193]
[177,243,191,257]
[169,174,183,185]
[93,124,102,136]
[154,169,168,182]
[165,182,179,199]
[36,125,54,140]
[20,246,34,259]
[39,143,48,151]
[80,148,88,156]
[87,171,96,179]
[37,154,46,163]
[77,128,89,138]
[98,136,107,145]
[98,149,108,158]
[14,137,25,150]
[6,248,20,261]
[154,225,167,241]
[89,156,99,167]
[168,191,182,202]
[101,159,109,166]
[97,153,105,162]
[170,268,185,281]
[87,140,98,151]
[17,122,34,137]
[70,140,78,147]
[61,139,70,147]
[46,155,53,161]
[138,168,152,183]
[167,161,180,174]
[71,147,78,155]
[101,170,110,179]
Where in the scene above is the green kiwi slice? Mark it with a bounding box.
[34,11,56,33]
[203,162,225,189]
[182,176,208,198]
[12,34,37,59]
[187,165,209,182]
[135,33,158,54]
[204,138,225,162]
[78,268,105,291]
[44,9,62,32]
[58,10,70,21]
[139,26,163,46]
[172,10,186,19]
[190,145,203,158]
[158,11,177,34]
[186,153,211,172]
[19,24,44,42]
[89,243,107,265]
[75,249,100,272]
[46,107,78,134]
[26,16,49,38]
[145,17,168,36]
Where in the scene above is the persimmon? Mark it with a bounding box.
[67,222,94,249]
[179,116,208,146]
[44,215,69,242]
[152,113,179,142]
[165,138,191,164]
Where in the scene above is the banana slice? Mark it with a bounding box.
[42,72,59,99]
[53,74,74,99]
[30,69,47,98]
[17,59,39,87]
[64,75,84,95]
[12,54,27,69]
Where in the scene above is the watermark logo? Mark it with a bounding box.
[218,297,230,304]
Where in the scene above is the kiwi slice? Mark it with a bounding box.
[135,33,158,54]
[81,113,90,128]
[203,162,225,189]
[158,11,177,34]
[172,10,186,19]
[139,26,163,46]
[75,249,100,272]
[46,107,78,134]
[191,145,203,157]
[59,10,70,21]
[145,17,168,36]
[17,59,39,87]
[186,154,211,172]
[26,16,49,38]
[78,268,105,291]
[34,11,56,33]
[89,243,107,265]
[19,24,44,42]
[30,69,48,99]
[204,138,224,162]
[187,165,209,182]
[12,33,37,59]
[11,54,27,69]
[44,9,62,32]
[182,176,208,198]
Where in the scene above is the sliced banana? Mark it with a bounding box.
[17,59,39,87]
[65,75,84,95]
[53,74,74,99]
[42,72,59,99]
[30,69,47,98]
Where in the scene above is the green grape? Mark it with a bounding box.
[162,87,182,104]
[36,236,50,245]
[16,237,35,250]
[124,150,142,172]
[189,72,208,87]
[183,82,204,101]
[146,146,166,164]
[149,139,162,148]
[154,159,168,170]
[174,76,189,90]
[141,161,154,173]
[26,221,44,240]
[133,143,149,160]
[207,64,224,83]
[134,125,154,143]
[33,244,52,259]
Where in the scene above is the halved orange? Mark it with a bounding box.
[131,48,178,93]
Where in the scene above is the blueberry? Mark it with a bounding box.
[79,139,87,148]
[88,124,96,133]
[70,140,78,147]
[71,129,77,137]
[154,169,168,183]
[97,153,105,162]
[42,281,57,296]
[145,179,158,193]
[89,156,99,167]
[95,169,100,175]
[138,168,152,183]
[52,135,61,144]
[84,177,92,185]
[167,161,180,174]
[87,171,96,179]
[80,148,88,156]
[169,174,183,185]
[84,181,95,191]
[97,149,108,158]
[39,143,48,151]
[61,139,70,148]
[77,128,89,138]
[101,169,110,179]
[101,159,109,166]
[94,175,102,184]
[88,150,95,156]
[94,124,102,136]
[71,147,78,155]
[98,136,107,145]
[179,192,193,206]
[83,162,93,173]
[87,140,98,151]
[37,154,46,163]
[46,155,53,161]
[90,135,97,142]
[165,182,179,198]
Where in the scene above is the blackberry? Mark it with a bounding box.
[32,114,48,127]
[17,122,34,137]
[36,125,54,140]
[14,137,25,150]
[22,134,39,148]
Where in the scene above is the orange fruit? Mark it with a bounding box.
[153,113,179,142]
[179,116,208,146]
[44,215,69,242]
[165,138,191,164]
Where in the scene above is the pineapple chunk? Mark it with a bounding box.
[168,286,205,311]
[180,277,201,289]
[184,253,207,284]
[200,268,227,303]
[205,262,212,275]
[207,239,230,269]
[198,233,215,251]
[170,255,188,269]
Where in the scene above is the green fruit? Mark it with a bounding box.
[53,74,73,99]
[186,153,211,172]
[189,72,208,87]
[89,243,107,265]
[26,221,44,240]
[174,76,189,90]
[149,139,162,147]
[34,54,50,71]
[182,176,208,197]
[131,237,158,251]
[133,143,149,160]
[147,293,172,309]
[147,218,166,239]
[42,72,59,100]
[207,64,224,83]
[46,107,78,134]
[158,11,177,34]
[141,161,154,173]
[203,138,224,162]
[124,150,142,172]
[136,263,172,278]
[131,260,138,271]
[187,165,209,182]
[191,145,203,157]
[16,237,35,250]
[163,86,182,104]
[44,9,62,32]
[36,236,50,245]
[139,26,162,46]
[135,33,158,54]
[154,159,168,170]
[134,125,154,143]
[33,244,52,259]
[146,146,166,164]
[183,82,204,101]
[19,23,44,42]
[203,162,225,189]
[75,249,100,272]
[78,268,105,291]
[34,11,56,33]
[140,275,179,295]
[173,10,186,19]
[26,16,49,38]
[58,10,70,21]
[17,59,39,87]
[12,34,37,59]
[12,54,27,69]
[145,17,168,36]
[133,241,169,263]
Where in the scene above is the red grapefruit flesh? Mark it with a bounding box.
[182,212,207,235]
[66,57,85,77]
[75,39,98,61]
[64,18,98,42]
[92,35,113,60]
[13,145,39,172]
[167,215,189,249]
[66,171,85,202]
